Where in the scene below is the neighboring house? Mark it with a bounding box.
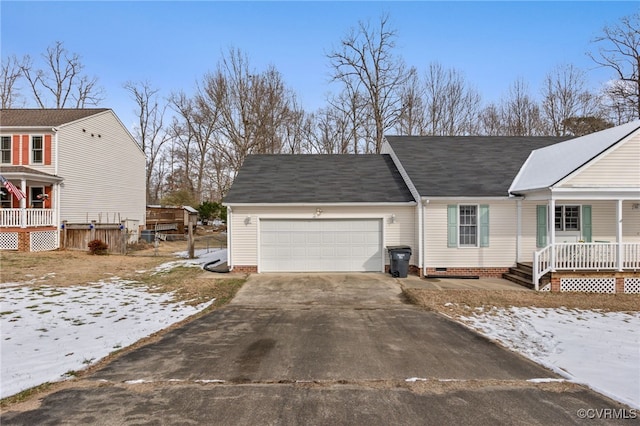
[0,109,146,252]
[223,121,640,293]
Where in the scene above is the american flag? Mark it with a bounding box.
[0,175,26,201]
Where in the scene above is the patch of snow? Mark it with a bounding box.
[527,378,568,383]
[0,271,216,399]
[124,379,151,384]
[461,307,640,409]
[152,249,227,274]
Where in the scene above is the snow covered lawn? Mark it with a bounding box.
[0,249,227,400]
[460,306,640,409]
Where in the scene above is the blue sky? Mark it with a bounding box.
[2,1,638,129]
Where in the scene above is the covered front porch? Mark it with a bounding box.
[0,167,62,251]
[531,196,640,293]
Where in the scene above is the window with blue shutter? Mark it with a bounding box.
[536,205,547,248]
[447,205,458,248]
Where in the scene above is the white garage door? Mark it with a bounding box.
[260,219,383,272]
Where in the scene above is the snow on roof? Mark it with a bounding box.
[509,121,640,193]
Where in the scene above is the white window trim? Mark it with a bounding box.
[0,135,12,164]
[555,204,581,232]
[29,186,45,208]
[458,204,479,248]
[31,135,44,165]
[0,188,13,208]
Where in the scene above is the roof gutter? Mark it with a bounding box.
[222,201,418,207]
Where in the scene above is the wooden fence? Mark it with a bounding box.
[61,220,130,254]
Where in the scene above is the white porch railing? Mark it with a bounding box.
[533,242,640,289]
[0,208,55,228]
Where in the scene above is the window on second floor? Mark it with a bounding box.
[32,136,43,164]
[1,136,11,164]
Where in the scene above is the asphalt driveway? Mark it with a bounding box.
[2,274,632,425]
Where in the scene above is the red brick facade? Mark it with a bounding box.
[231,265,258,274]
[424,267,509,278]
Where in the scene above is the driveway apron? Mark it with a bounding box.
[2,274,632,425]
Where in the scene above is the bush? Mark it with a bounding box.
[88,239,109,255]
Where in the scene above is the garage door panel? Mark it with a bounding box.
[260,219,382,272]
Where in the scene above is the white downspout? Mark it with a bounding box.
[422,199,428,277]
[227,206,233,271]
[616,199,623,271]
[549,198,556,271]
[516,198,522,263]
[53,128,61,246]
[417,202,423,276]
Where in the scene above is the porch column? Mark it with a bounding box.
[516,199,522,263]
[548,198,556,271]
[616,199,623,271]
[20,179,27,228]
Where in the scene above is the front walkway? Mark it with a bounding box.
[402,275,530,291]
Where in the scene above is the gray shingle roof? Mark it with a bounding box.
[386,136,570,197]
[223,154,415,204]
[0,109,109,127]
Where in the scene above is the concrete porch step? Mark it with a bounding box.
[502,273,535,290]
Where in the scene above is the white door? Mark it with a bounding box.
[260,219,383,272]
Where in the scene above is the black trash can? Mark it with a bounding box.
[387,246,412,278]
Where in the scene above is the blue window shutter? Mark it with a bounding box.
[447,205,458,248]
[479,205,490,247]
[536,205,547,248]
[582,205,592,242]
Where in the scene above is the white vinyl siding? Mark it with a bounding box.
[520,200,640,262]
[560,133,640,188]
[229,205,416,269]
[56,111,146,225]
[427,200,514,268]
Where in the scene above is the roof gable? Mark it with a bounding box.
[0,109,110,127]
[223,154,415,204]
[509,121,640,193]
[559,131,640,188]
[386,136,568,197]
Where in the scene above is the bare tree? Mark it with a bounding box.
[395,68,427,135]
[501,79,544,136]
[478,103,503,136]
[541,64,603,135]
[20,41,104,108]
[1,55,25,108]
[170,89,221,204]
[423,63,481,136]
[204,48,301,176]
[328,14,411,152]
[326,89,370,153]
[589,12,640,121]
[124,81,170,203]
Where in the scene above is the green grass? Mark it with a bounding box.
[0,382,54,407]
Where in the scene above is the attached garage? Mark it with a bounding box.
[223,154,417,274]
[260,219,383,272]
